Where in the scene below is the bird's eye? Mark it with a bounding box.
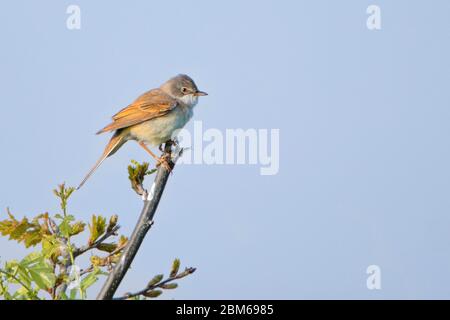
[181,87,188,94]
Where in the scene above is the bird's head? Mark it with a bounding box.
[161,74,207,106]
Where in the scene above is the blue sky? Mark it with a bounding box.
[1,0,450,299]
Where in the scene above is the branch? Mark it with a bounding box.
[73,225,120,257]
[79,241,128,276]
[96,142,182,300]
[113,267,196,300]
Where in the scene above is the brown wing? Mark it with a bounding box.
[96,89,178,134]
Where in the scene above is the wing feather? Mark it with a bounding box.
[96,89,177,134]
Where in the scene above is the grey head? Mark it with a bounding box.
[160,74,208,100]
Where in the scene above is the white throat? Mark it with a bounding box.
[178,94,198,107]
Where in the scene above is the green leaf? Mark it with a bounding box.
[90,255,110,267]
[20,252,55,290]
[59,215,75,238]
[143,289,163,298]
[3,291,13,300]
[118,235,128,247]
[88,215,106,244]
[97,243,117,253]
[147,274,164,287]
[170,258,180,277]
[23,231,42,248]
[59,291,69,300]
[80,267,102,291]
[28,264,55,290]
[53,183,75,205]
[16,268,32,288]
[20,252,42,267]
[70,221,86,236]
[107,215,118,233]
[41,235,64,260]
[19,252,56,290]
[0,219,15,236]
[128,161,155,194]
[15,286,32,299]
[3,262,32,289]
[0,209,51,249]
[69,288,77,300]
[8,219,30,240]
[160,283,178,289]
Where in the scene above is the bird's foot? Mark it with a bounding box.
[156,154,173,173]
[165,139,178,149]
[171,138,179,147]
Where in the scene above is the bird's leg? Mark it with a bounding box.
[161,139,177,152]
[138,141,172,172]
[167,138,179,151]
[138,141,159,161]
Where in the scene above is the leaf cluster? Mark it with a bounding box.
[0,161,196,300]
[117,258,196,300]
[0,183,127,299]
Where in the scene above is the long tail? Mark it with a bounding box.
[77,132,126,190]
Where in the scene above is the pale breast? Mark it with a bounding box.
[129,106,193,146]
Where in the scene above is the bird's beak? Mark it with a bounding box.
[194,90,208,96]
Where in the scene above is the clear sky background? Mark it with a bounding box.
[1,0,450,299]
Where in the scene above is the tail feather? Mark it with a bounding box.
[77,133,126,190]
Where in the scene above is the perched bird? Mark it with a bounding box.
[77,74,207,189]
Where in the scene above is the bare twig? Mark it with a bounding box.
[79,241,128,276]
[73,225,120,257]
[113,267,196,300]
[96,142,181,300]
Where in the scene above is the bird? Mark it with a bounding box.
[77,74,207,189]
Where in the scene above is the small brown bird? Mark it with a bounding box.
[77,74,207,189]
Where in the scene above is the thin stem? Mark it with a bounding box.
[73,225,120,257]
[62,199,84,299]
[0,269,38,299]
[113,267,196,300]
[79,241,127,277]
